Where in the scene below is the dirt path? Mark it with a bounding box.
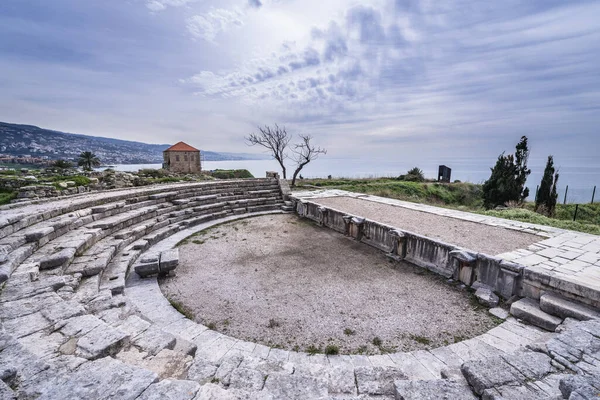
[160,214,499,354]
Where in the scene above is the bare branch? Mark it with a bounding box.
[245,124,291,178]
[290,134,327,186]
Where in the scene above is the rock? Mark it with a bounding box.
[65,181,76,187]
[40,299,86,323]
[395,379,477,400]
[159,248,179,274]
[540,292,600,321]
[132,325,176,356]
[187,357,218,384]
[489,307,509,320]
[0,244,11,263]
[214,355,244,385]
[461,352,553,395]
[475,287,499,307]
[134,259,160,278]
[75,324,130,360]
[559,374,600,399]
[58,182,68,189]
[136,349,194,380]
[138,379,200,400]
[354,366,408,396]
[25,227,54,243]
[229,367,266,390]
[39,356,157,399]
[510,298,562,331]
[39,247,77,270]
[0,380,16,399]
[263,373,328,399]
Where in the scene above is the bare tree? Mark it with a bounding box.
[246,124,291,178]
[290,134,327,187]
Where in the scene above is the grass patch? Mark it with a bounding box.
[0,189,16,205]
[168,297,195,320]
[453,335,466,343]
[343,328,355,336]
[356,345,368,354]
[372,337,383,346]
[306,345,321,355]
[206,321,217,330]
[324,344,340,355]
[47,175,91,186]
[409,335,431,345]
[480,206,600,235]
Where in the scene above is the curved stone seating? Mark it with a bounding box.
[0,180,599,399]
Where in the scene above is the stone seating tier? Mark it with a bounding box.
[1,180,599,399]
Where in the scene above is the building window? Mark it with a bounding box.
[191,155,194,161]
[184,155,188,161]
[176,155,180,162]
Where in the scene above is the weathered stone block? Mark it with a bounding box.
[540,292,600,321]
[135,262,160,277]
[76,324,130,360]
[159,248,179,274]
[25,227,54,243]
[395,379,477,400]
[39,247,76,269]
[354,366,407,395]
[510,298,562,331]
[475,287,499,307]
[138,379,199,400]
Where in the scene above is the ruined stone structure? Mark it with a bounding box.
[0,183,599,399]
[162,141,201,174]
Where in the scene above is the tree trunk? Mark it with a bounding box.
[291,162,309,186]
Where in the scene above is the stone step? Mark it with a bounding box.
[510,298,563,331]
[539,292,600,321]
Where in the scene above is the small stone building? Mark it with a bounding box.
[163,142,201,174]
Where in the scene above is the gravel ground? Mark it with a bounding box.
[312,196,540,255]
[160,214,499,354]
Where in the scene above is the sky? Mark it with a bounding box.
[0,0,599,163]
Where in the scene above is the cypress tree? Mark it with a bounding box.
[482,136,531,209]
[536,155,559,216]
[514,136,531,201]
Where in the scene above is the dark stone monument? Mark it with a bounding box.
[438,165,451,183]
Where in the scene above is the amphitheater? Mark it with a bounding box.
[0,178,599,399]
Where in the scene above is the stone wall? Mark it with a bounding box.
[292,197,526,300]
[163,151,201,174]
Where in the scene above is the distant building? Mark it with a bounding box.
[163,142,201,174]
[438,165,452,183]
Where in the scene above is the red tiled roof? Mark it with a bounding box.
[164,142,199,152]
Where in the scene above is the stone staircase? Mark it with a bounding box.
[510,292,600,332]
[1,179,599,399]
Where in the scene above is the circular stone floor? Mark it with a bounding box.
[159,214,500,354]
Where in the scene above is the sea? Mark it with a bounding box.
[109,156,600,205]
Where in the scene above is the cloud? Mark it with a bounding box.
[187,7,245,42]
[146,0,197,12]
[248,0,263,8]
[2,0,599,161]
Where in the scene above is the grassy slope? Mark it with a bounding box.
[297,178,600,235]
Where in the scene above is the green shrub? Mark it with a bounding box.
[324,344,339,355]
[0,189,16,205]
[403,167,425,182]
[209,169,254,179]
